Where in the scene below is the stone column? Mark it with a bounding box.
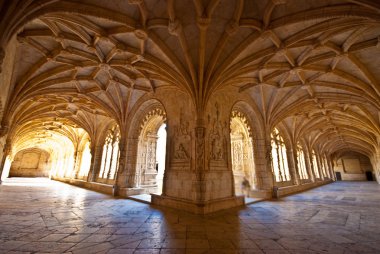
[305,149,315,182]
[316,154,324,181]
[252,137,267,192]
[194,125,206,202]
[72,149,80,179]
[250,132,274,198]
[287,147,299,186]
[0,139,11,184]
[151,110,245,214]
[322,155,329,179]
[328,158,336,181]
[125,137,139,188]
[323,155,330,179]
[114,139,126,196]
[87,145,102,182]
[290,148,301,185]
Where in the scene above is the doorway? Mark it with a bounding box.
[336,172,342,181]
[136,109,166,194]
[230,111,256,196]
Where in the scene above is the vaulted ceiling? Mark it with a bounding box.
[0,0,379,158]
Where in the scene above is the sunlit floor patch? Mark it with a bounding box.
[128,194,152,204]
[2,177,54,187]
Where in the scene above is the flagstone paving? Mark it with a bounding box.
[0,178,379,253]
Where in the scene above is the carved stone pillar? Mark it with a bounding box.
[87,145,102,182]
[72,149,81,179]
[289,148,300,185]
[114,139,127,195]
[126,137,139,188]
[264,132,275,190]
[306,150,316,182]
[151,110,244,214]
[316,154,324,180]
[194,126,206,202]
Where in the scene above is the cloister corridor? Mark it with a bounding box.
[0,178,379,253]
[1,0,380,252]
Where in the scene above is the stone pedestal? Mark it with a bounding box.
[151,194,244,214]
[119,187,146,196]
[150,101,247,214]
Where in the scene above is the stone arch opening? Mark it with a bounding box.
[230,110,257,196]
[136,108,167,194]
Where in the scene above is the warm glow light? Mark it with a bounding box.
[1,156,12,180]
[99,126,120,180]
[271,128,291,182]
[312,150,320,179]
[9,123,90,181]
[297,144,308,180]
[78,142,92,177]
[155,123,167,194]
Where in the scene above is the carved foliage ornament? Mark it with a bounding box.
[139,108,166,135]
[230,110,253,138]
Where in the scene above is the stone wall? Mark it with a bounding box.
[52,176,114,195]
[0,38,17,122]
[370,151,380,183]
[0,136,6,179]
[9,148,51,177]
[276,180,333,198]
[333,152,374,181]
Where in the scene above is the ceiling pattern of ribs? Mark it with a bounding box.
[0,0,379,157]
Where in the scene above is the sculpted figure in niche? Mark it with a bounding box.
[209,102,227,161]
[211,135,223,160]
[172,109,191,163]
[174,143,189,160]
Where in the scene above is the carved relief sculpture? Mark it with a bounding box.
[209,103,228,169]
[171,109,191,170]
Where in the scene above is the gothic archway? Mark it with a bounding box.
[230,110,257,196]
[136,108,167,194]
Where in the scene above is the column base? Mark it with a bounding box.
[249,189,272,199]
[151,194,245,214]
[118,187,146,197]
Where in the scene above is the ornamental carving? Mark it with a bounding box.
[171,109,191,169]
[209,103,228,169]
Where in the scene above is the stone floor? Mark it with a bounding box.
[0,178,380,254]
